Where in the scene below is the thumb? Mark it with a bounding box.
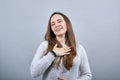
[54,44,58,48]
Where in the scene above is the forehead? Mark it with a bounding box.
[51,14,64,22]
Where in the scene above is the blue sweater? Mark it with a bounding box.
[30,41,92,80]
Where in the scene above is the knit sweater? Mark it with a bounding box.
[30,41,92,80]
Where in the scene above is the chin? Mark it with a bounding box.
[54,31,66,36]
[56,33,65,36]
[56,34,62,36]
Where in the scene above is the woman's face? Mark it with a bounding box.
[50,14,67,37]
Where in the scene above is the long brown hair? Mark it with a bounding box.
[45,12,76,70]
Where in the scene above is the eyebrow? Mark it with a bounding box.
[51,19,62,24]
[57,19,62,21]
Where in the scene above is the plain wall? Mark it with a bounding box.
[0,0,120,80]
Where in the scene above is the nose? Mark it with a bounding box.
[55,22,59,27]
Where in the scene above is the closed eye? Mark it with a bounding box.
[57,19,62,23]
[51,22,55,26]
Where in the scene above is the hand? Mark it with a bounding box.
[53,44,71,56]
[58,76,67,80]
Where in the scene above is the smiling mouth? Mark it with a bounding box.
[54,27,63,31]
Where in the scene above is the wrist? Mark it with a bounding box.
[50,50,56,57]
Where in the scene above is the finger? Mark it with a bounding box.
[64,52,70,55]
[54,44,57,48]
[60,52,70,56]
[65,49,71,52]
[64,47,71,51]
[66,48,71,51]
[64,47,71,50]
[64,47,70,51]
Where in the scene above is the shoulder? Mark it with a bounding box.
[79,44,86,52]
[40,40,48,45]
[37,40,48,50]
[76,42,86,55]
[76,42,85,51]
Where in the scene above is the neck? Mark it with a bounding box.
[56,35,66,44]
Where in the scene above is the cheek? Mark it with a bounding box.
[63,25,67,32]
[51,26,55,32]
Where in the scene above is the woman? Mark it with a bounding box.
[30,12,92,80]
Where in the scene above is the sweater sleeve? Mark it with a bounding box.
[30,41,55,78]
[76,44,92,80]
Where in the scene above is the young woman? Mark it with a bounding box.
[30,12,92,80]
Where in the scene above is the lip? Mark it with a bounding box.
[55,28,62,31]
[54,26,63,31]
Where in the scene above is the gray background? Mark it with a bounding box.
[0,0,120,80]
